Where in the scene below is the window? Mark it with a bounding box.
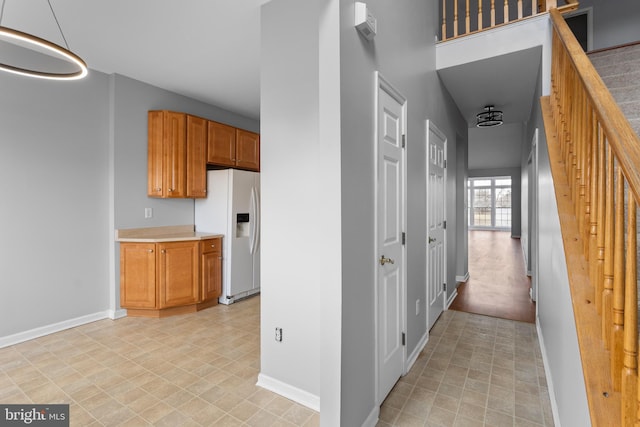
[468,177,512,230]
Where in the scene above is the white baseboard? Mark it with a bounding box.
[0,311,111,349]
[405,330,429,375]
[361,405,380,427]
[257,373,320,412]
[446,289,458,309]
[109,308,127,320]
[536,318,562,427]
[455,272,470,283]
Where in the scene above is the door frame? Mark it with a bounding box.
[373,71,408,405]
[426,119,448,329]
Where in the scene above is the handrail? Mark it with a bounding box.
[439,0,578,41]
[547,7,640,425]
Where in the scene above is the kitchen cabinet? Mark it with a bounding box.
[199,238,222,305]
[147,111,207,199]
[207,121,260,171]
[158,241,199,308]
[118,230,223,317]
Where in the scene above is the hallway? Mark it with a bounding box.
[449,231,536,323]
[377,310,554,426]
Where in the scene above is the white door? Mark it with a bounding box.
[376,73,406,403]
[426,120,447,330]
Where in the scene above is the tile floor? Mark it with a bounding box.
[377,310,554,427]
[0,296,554,427]
[0,296,318,426]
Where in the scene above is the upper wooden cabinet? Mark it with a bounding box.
[235,129,260,171]
[148,111,207,199]
[186,115,207,198]
[207,121,260,171]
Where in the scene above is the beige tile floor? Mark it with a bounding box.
[377,310,554,427]
[0,297,554,427]
[0,296,318,426]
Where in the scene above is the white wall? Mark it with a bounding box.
[0,71,111,339]
[468,123,523,170]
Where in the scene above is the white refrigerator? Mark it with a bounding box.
[195,169,260,304]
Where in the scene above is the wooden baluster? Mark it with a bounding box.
[478,0,483,31]
[504,0,509,23]
[621,196,637,425]
[442,0,447,41]
[588,121,600,301]
[534,0,539,14]
[454,0,459,37]
[611,165,625,391]
[466,0,470,34]
[518,0,523,19]
[545,0,557,12]
[583,103,594,256]
[575,87,585,226]
[595,132,606,314]
[602,145,615,346]
[491,0,496,27]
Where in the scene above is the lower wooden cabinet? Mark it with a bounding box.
[120,238,222,317]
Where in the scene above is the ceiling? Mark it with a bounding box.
[437,46,542,128]
[1,0,271,120]
[2,1,542,128]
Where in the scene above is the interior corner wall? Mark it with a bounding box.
[456,133,469,280]
[0,70,111,338]
[339,0,467,425]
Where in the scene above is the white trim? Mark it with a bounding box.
[256,373,320,412]
[109,309,128,320]
[0,311,111,348]
[536,319,562,427]
[446,289,458,309]
[361,406,380,427]
[373,71,408,406]
[455,272,470,283]
[405,331,429,375]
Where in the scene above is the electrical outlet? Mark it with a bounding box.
[144,207,153,218]
[275,327,282,342]
[416,299,420,316]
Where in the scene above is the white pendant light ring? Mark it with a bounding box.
[0,25,88,80]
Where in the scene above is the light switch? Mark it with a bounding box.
[144,208,153,218]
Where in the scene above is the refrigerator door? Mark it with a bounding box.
[252,174,260,290]
[228,170,258,297]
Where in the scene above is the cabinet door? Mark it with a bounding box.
[120,243,157,309]
[207,121,236,167]
[163,111,187,198]
[147,111,165,197]
[187,115,207,198]
[200,238,222,302]
[235,129,260,171]
[158,241,199,308]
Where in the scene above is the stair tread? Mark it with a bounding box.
[592,59,640,78]
[589,49,640,69]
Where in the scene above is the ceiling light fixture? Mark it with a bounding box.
[476,105,503,128]
[0,0,87,80]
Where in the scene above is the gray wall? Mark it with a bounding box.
[339,0,466,424]
[574,0,640,50]
[0,70,111,337]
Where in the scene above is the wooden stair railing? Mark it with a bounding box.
[440,0,578,41]
[544,7,640,425]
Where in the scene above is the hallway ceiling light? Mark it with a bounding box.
[476,105,503,128]
[0,0,88,80]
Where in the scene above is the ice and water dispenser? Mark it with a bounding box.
[236,213,250,237]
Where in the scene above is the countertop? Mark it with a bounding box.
[115,225,223,242]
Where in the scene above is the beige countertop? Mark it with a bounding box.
[115,225,223,242]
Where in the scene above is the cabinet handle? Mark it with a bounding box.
[211,244,215,248]
[161,249,166,254]
[168,188,173,193]
[148,249,154,253]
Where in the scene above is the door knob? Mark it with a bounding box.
[428,237,436,244]
[380,255,395,265]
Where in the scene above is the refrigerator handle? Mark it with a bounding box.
[250,187,257,255]
[254,185,260,252]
